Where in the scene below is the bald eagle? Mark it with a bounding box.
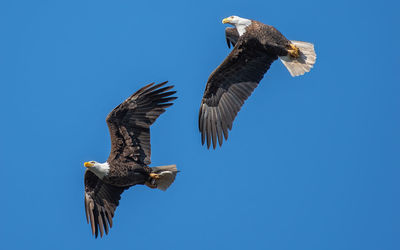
[199,16,317,149]
[83,82,178,238]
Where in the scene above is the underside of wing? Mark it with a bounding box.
[84,170,127,238]
[199,37,278,149]
[106,82,177,165]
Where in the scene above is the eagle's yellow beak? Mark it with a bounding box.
[84,162,94,168]
[222,17,232,24]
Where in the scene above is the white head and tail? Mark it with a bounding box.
[222,15,316,77]
[84,161,178,191]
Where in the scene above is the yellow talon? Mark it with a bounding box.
[149,173,160,179]
[288,44,300,58]
[146,173,159,189]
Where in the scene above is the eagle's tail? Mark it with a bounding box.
[150,165,178,191]
[279,41,316,77]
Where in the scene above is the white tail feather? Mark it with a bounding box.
[280,41,316,77]
[151,165,178,191]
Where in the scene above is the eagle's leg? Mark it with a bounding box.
[288,44,300,58]
[144,173,160,189]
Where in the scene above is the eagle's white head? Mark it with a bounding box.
[84,161,110,179]
[222,15,252,36]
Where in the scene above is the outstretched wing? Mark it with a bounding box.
[84,170,127,238]
[106,82,177,164]
[199,36,278,149]
[225,27,239,48]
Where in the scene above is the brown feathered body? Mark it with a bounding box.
[103,163,151,187]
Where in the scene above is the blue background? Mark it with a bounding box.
[1,0,399,249]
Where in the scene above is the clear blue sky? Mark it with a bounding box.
[1,1,399,249]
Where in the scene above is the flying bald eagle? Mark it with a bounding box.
[83,82,178,238]
[199,16,317,149]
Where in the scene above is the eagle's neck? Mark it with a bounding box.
[90,162,110,179]
[234,18,252,36]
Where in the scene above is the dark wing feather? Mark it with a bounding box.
[106,82,177,165]
[84,170,127,238]
[199,36,278,149]
[225,27,239,48]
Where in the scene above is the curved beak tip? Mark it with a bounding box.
[84,162,92,168]
[222,17,231,24]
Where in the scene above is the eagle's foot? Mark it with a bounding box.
[145,173,160,189]
[149,173,160,179]
[288,44,300,58]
